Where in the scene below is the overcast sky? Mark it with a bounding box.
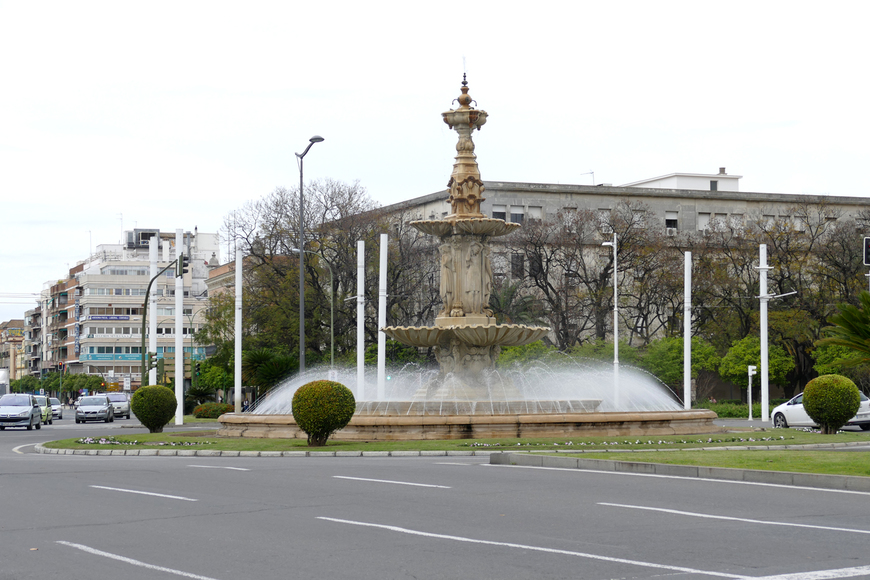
[1,1,868,323]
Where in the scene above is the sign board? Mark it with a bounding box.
[107,382,122,392]
[124,377,131,391]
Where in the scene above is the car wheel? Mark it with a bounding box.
[104,416,110,423]
[0,426,5,430]
[773,413,788,429]
[861,424,870,431]
[35,420,41,430]
[27,419,33,431]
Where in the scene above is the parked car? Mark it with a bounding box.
[33,395,53,425]
[50,397,63,420]
[0,394,42,430]
[102,392,131,419]
[772,391,870,430]
[75,396,115,423]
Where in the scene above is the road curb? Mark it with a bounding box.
[33,443,501,458]
[489,451,870,492]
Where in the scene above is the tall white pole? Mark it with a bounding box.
[611,232,619,408]
[357,240,365,400]
[174,229,184,425]
[149,241,158,385]
[758,244,770,422]
[683,251,692,409]
[234,248,243,413]
[377,233,388,399]
[612,232,618,367]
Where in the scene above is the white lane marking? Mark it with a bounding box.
[485,464,870,496]
[333,476,450,489]
[90,485,197,501]
[754,566,870,580]
[600,503,870,535]
[434,462,475,466]
[57,541,221,580]
[317,516,750,579]
[12,444,35,454]
[188,465,250,471]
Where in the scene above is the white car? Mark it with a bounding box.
[772,391,870,430]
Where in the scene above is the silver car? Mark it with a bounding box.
[104,392,131,419]
[75,396,115,423]
[50,397,63,419]
[0,394,42,430]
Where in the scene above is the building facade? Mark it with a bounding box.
[22,228,220,388]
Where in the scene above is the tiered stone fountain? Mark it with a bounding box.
[374,76,581,415]
[218,78,719,440]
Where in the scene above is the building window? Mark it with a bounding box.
[697,213,711,231]
[710,180,718,191]
[510,207,524,224]
[665,211,679,230]
[511,254,524,279]
[492,204,506,221]
[528,206,543,223]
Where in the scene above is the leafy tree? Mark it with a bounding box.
[566,338,642,366]
[719,336,795,394]
[363,340,430,366]
[639,336,720,390]
[13,375,39,394]
[497,342,559,369]
[813,343,870,394]
[242,348,297,395]
[817,291,870,366]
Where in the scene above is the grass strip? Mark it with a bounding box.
[569,449,870,478]
[42,428,869,454]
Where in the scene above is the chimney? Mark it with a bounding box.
[719,167,726,175]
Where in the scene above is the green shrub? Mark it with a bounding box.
[193,402,234,419]
[131,385,177,433]
[291,380,356,446]
[802,374,861,434]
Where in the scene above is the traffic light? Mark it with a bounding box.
[195,362,201,376]
[864,237,870,266]
[176,252,190,277]
[157,358,165,383]
[146,352,158,371]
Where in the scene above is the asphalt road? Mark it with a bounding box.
[3,418,870,580]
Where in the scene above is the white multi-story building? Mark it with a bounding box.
[33,228,220,388]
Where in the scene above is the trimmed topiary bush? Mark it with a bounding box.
[131,385,178,433]
[291,380,355,446]
[802,374,861,434]
[193,402,235,419]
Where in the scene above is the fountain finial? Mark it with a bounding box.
[442,76,488,220]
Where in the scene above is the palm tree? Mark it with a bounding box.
[817,291,870,366]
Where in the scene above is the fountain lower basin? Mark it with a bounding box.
[218,409,720,440]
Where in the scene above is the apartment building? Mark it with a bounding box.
[24,228,220,388]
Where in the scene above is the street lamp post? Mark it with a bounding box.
[296,135,324,375]
[292,249,334,369]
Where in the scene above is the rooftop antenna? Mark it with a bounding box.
[579,171,595,185]
[118,213,123,244]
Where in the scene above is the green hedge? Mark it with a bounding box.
[193,402,235,419]
[292,380,355,446]
[131,385,177,433]
[803,374,860,434]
